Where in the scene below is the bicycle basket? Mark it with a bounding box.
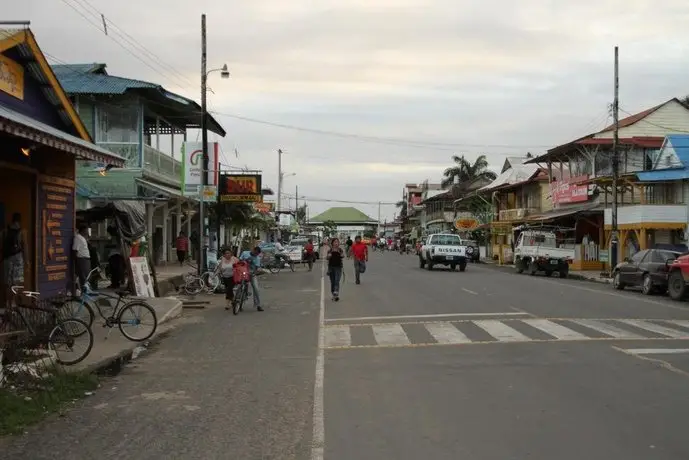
[233,261,250,283]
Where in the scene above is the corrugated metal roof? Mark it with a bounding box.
[637,134,689,182]
[52,64,158,95]
[479,164,541,192]
[52,63,107,76]
[636,169,689,182]
[0,104,124,165]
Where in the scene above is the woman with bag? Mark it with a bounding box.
[216,247,239,310]
[327,238,344,301]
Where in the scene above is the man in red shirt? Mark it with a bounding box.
[350,235,368,284]
[304,239,315,271]
[175,231,189,266]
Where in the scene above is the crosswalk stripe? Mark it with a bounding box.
[570,319,643,339]
[474,320,529,342]
[372,324,411,346]
[618,319,689,338]
[324,326,351,348]
[522,319,587,340]
[424,322,471,344]
[667,320,689,329]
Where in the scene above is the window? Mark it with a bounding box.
[655,250,679,263]
[631,250,648,264]
[430,234,461,246]
[97,105,138,143]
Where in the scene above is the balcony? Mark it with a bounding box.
[498,208,539,222]
[604,205,688,227]
[425,210,454,224]
[97,142,139,167]
[143,144,182,187]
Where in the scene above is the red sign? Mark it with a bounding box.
[218,174,263,203]
[550,176,589,204]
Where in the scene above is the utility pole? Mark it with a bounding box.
[377,201,381,235]
[276,148,283,241]
[198,13,208,275]
[610,46,620,270]
[295,184,299,225]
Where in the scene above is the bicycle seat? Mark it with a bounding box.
[116,289,131,297]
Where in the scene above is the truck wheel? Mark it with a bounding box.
[426,262,434,271]
[558,266,568,278]
[515,258,524,274]
[668,270,687,301]
[459,262,467,272]
[419,257,425,269]
[450,263,457,271]
[544,270,553,277]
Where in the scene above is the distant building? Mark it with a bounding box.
[309,207,378,239]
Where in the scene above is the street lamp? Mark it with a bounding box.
[199,13,230,274]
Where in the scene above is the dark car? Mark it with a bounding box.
[612,248,682,295]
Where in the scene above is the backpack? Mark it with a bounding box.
[2,227,21,257]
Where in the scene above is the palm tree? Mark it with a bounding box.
[441,154,497,189]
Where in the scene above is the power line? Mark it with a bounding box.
[281,193,398,206]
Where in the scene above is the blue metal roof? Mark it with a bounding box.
[637,135,689,182]
[51,64,158,95]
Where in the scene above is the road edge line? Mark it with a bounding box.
[311,258,326,460]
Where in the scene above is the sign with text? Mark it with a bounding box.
[198,185,217,203]
[130,256,155,297]
[37,175,74,297]
[550,176,589,205]
[0,54,24,100]
[181,142,219,197]
[254,202,274,213]
[218,174,263,203]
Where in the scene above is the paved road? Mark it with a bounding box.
[6,251,689,459]
[322,251,689,460]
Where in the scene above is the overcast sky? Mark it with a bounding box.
[9,0,689,221]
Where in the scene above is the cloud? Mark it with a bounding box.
[7,0,689,221]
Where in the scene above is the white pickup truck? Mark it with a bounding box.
[419,233,471,272]
[514,230,573,278]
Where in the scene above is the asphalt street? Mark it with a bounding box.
[5,251,689,459]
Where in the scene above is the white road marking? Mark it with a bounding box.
[324,326,352,347]
[522,318,587,340]
[474,320,529,342]
[618,319,689,339]
[311,263,325,460]
[325,312,527,322]
[570,319,643,339]
[461,288,478,295]
[425,322,471,344]
[667,320,689,329]
[622,348,689,355]
[372,324,411,346]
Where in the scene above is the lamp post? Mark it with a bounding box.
[199,13,230,274]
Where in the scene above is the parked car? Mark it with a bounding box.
[460,238,480,262]
[612,249,681,295]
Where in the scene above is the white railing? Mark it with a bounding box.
[143,144,182,186]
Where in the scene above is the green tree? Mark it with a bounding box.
[322,220,337,237]
[296,204,307,224]
[395,200,408,219]
[441,154,497,189]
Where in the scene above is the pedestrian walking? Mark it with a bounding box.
[350,235,368,285]
[304,238,315,271]
[175,231,189,266]
[239,246,264,311]
[327,238,344,301]
[216,247,239,310]
[345,236,353,258]
[72,223,91,292]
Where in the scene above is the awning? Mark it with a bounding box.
[0,104,125,167]
[528,203,603,222]
[135,178,189,200]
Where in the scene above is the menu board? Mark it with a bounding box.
[37,175,74,297]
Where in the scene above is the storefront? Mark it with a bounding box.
[0,28,124,302]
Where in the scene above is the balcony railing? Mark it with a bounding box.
[498,208,539,221]
[96,142,139,167]
[143,144,182,186]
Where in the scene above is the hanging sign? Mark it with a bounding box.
[218,174,263,203]
[0,54,24,100]
[181,142,219,196]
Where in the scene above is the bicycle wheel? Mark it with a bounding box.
[58,296,95,331]
[268,263,280,274]
[49,318,93,365]
[117,301,158,341]
[233,283,245,315]
[201,271,220,292]
[183,277,204,295]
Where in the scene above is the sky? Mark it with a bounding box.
[8,0,689,221]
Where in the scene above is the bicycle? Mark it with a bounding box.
[262,253,295,274]
[2,287,94,365]
[183,270,220,295]
[58,267,158,342]
[231,268,266,315]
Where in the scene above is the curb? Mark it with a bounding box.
[77,299,183,376]
[480,261,612,285]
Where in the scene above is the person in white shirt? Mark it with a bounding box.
[72,224,91,290]
[274,241,288,265]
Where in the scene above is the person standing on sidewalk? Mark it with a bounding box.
[175,231,189,266]
[345,236,353,258]
[351,235,368,285]
[327,238,344,301]
[216,248,239,310]
[72,224,91,292]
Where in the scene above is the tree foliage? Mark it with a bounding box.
[322,220,337,237]
[441,154,497,189]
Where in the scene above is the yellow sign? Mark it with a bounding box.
[0,54,24,100]
[455,218,479,230]
[220,194,262,203]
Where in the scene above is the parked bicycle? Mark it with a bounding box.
[182,269,220,295]
[2,287,94,365]
[58,267,158,342]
